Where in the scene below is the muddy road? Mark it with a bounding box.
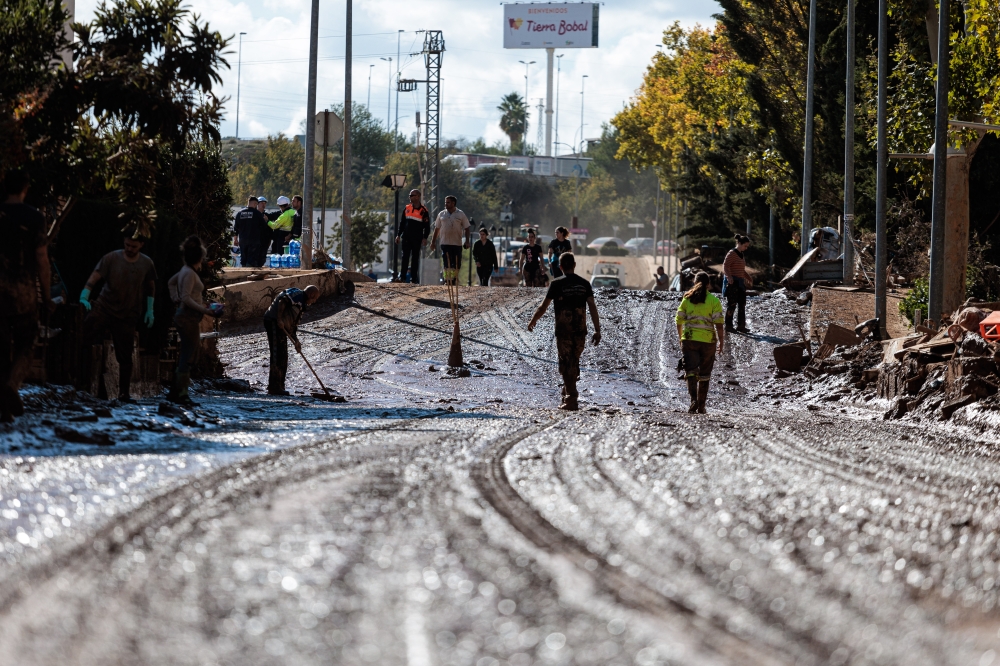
[2,283,1000,665]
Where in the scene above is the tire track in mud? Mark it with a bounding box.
[471,414,793,665]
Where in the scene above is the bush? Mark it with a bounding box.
[898,277,928,324]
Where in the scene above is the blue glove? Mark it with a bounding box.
[79,287,92,312]
[144,297,154,328]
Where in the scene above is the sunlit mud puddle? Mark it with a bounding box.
[0,391,434,567]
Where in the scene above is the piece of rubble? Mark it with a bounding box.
[53,425,114,446]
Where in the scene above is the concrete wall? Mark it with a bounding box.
[208,269,361,323]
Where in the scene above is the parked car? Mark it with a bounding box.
[625,237,654,256]
[586,236,625,252]
[656,240,679,256]
[589,260,625,288]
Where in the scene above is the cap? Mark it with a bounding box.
[409,189,422,196]
[257,195,268,202]
[276,196,291,205]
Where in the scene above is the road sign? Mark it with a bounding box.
[628,223,645,229]
[503,3,599,49]
[569,227,588,234]
[500,213,514,223]
[568,233,586,240]
[315,111,344,146]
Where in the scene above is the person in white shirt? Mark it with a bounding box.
[430,195,471,285]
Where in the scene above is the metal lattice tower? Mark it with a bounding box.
[423,31,444,217]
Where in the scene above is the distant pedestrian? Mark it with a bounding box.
[255,196,269,219]
[167,236,222,406]
[676,271,724,414]
[519,228,545,287]
[0,170,54,422]
[548,226,572,278]
[430,195,471,285]
[473,227,498,286]
[395,189,430,283]
[527,252,601,411]
[722,234,752,333]
[653,265,669,291]
[80,224,157,403]
[263,285,321,395]
[268,196,296,254]
[291,195,303,242]
[234,196,269,267]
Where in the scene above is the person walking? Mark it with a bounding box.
[675,271,725,414]
[527,252,601,411]
[80,225,157,403]
[167,236,222,406]
[472,227,498,286]
[263,285,321,395]
[548,226,572,279]
[519,228,545,287]
[430,195,471,285]
[722,234,753,333]
[290,195,304,243]
[0,170,53,422]
[395,189,430,283]
[268,196,296,254]
[234,196,269,267]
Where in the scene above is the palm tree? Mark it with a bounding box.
[498,92,528,153]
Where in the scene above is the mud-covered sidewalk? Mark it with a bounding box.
[1,284,1000,665]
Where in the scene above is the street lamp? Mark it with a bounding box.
[367,63,374,109]
[519,59,536,144]
[235,32,246,139]
[381,173,407,280]
[394,30,403,152]
[579,75,588,154]
[380,56,392,134]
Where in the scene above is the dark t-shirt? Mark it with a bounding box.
[234,206,268,248]
[93,250,158,320]
[548,238,571,260]
[545,273,594,337]
[0,203,46,314]
[520,242,544,270]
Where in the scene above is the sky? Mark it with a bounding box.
[74,0,721,152]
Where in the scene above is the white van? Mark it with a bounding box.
[590,261,626,288]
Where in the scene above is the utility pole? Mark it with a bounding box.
[800,0,818,257]
[580,75,588,154]
[422,31,445,218]
[874,0,889,337]
[380,57,392,131]
[843,0,856,285]
[928,0,950,323]
[235,32,246,139]
[342,0,353,269]
[519,59,535,147]
[555,54,563,157]
[395,30,403,152]
[367,63,374,109]
[769,205,777,274]
[302,0,319,270]
[545,48,554,156]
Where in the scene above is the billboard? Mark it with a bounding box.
[503,3,599,49]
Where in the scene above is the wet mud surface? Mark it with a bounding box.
[2,285,1000,665]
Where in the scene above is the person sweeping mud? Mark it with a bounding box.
[527,252,601,411]
[263,285,320,395]
[676,271,725,414]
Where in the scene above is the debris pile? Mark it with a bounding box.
[782,306,1000,421]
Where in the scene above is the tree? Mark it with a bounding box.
[498,93,528,153]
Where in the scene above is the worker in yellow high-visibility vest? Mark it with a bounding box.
[675,271,725,413]
[268,195,296,254]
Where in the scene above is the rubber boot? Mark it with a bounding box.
[169,371,198,407]
[697,380,710,414]
[724,307,737,333]
[560,379,579,411]
[686,377,699,413]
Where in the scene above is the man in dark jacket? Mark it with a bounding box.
[263,285,320,395]
[472,227,498,286]
[234,196,269,267]
[394,189,430,283]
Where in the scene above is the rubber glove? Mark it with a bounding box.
[143,297,154,328]
[79,287,92,312]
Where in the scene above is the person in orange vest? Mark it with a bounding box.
[394,189,430,283]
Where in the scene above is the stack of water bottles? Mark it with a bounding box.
[267,239,302,269]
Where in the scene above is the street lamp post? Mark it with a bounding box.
[367,63,374,109]
[843,0,856,285]
[801,0,818,257]
[381,174,407,280]
[579,74,588,154]
[235,32,246,139]
[394,30,403,152]
[928,0,950,323]
[380,57,392,133]
[519,59,535,145]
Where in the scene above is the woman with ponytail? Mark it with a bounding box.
[675,271,725,413]
[722,234,753,333]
